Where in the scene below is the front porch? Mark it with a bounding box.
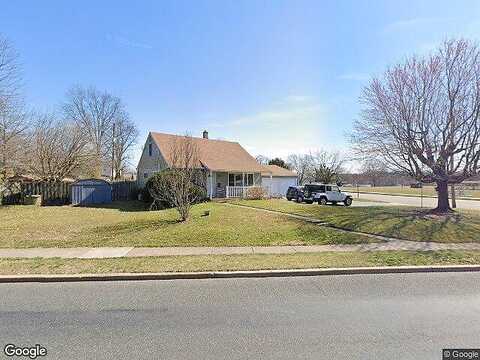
[208,171,268,198]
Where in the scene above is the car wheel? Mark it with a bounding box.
[296,196,303,203]
[306,200,313,204]
[318,197,327,205]
[344,197,352,206]
[286,197,292,201]
[332,201,337,206]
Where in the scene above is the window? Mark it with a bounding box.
[148,143,152,156]
[229,173,252,186]
[326,186,332,191]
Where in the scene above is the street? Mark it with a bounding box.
[0,273,479,359]
[353,192,480,210]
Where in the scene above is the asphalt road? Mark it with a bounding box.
[352,192,480,210]
[1,273,479,359]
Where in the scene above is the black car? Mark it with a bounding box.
[301,184,326,204]
[286,186,304,201]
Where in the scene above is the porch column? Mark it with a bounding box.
[209,171,213,199]
[242,172,245,197]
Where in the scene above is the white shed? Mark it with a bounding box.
[262,165,298,198]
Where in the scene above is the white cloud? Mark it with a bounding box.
[338,72,370,81]
[206,96,347,159]
[283,95,315,103]
[384,17,449,33]
[106,33,153,50]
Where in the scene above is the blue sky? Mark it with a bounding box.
[2,0,480,168]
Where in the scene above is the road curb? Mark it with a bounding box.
[1,265,480,283]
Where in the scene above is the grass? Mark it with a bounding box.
[231,199,480,243]
[0,201,375,248]
[0,250,479,274]
[343,185,480,199]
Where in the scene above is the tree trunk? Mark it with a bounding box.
[450,184,457,208]
[435,180,452,213]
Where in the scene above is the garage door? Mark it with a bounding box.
[263,177,297,197]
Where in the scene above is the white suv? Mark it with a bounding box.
[312,184,353,206]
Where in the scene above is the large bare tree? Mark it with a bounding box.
[108,115,138,180]
[28,113,89,180]
[0,103,28,180]
[63,86,125,177]
[0,34,21,102]
[0,34,25,184]
[147,135,206,221]
[352,39,480,213]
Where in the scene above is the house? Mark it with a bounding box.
[137,131,271,198]
[261,165,298,197]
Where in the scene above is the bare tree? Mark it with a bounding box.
[109,115,138,180]
[28,113,89,180]
[63,86,125,177]
[311,150,344,184]
[0,34,21,103]
[352,39,480,213]
[147,135,206,221]
[0,103,28,181]
[0,34,25,186]
[255,154,270,165]
[287,153,312,185]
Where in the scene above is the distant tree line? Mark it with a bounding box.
[257,151,415,187]
[0,34,138,184]
[257,151,346,185]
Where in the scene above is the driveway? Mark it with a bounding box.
[352,192,480,210]
[1,273,479,359]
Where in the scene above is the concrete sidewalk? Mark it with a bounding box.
[1,240,480,259]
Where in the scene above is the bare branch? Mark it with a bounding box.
[351,38,480,212]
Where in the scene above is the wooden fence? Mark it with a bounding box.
[2,180,138,205]
[112,181,138,201]
[2,181,71,205]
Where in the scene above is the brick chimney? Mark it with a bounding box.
[202,130,209,139]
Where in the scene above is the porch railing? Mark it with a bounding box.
[225,186,270,198]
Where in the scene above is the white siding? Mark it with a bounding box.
[136,134,168,188]
[262,176,298,197]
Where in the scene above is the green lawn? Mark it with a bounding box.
[0,201,374,248]
[231,199,480,243]
[343,185,480,199]
[0,250,479,274]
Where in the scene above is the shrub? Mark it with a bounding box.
[139,186,153,203]
[146,170,207,215]
[245,186,267,200]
